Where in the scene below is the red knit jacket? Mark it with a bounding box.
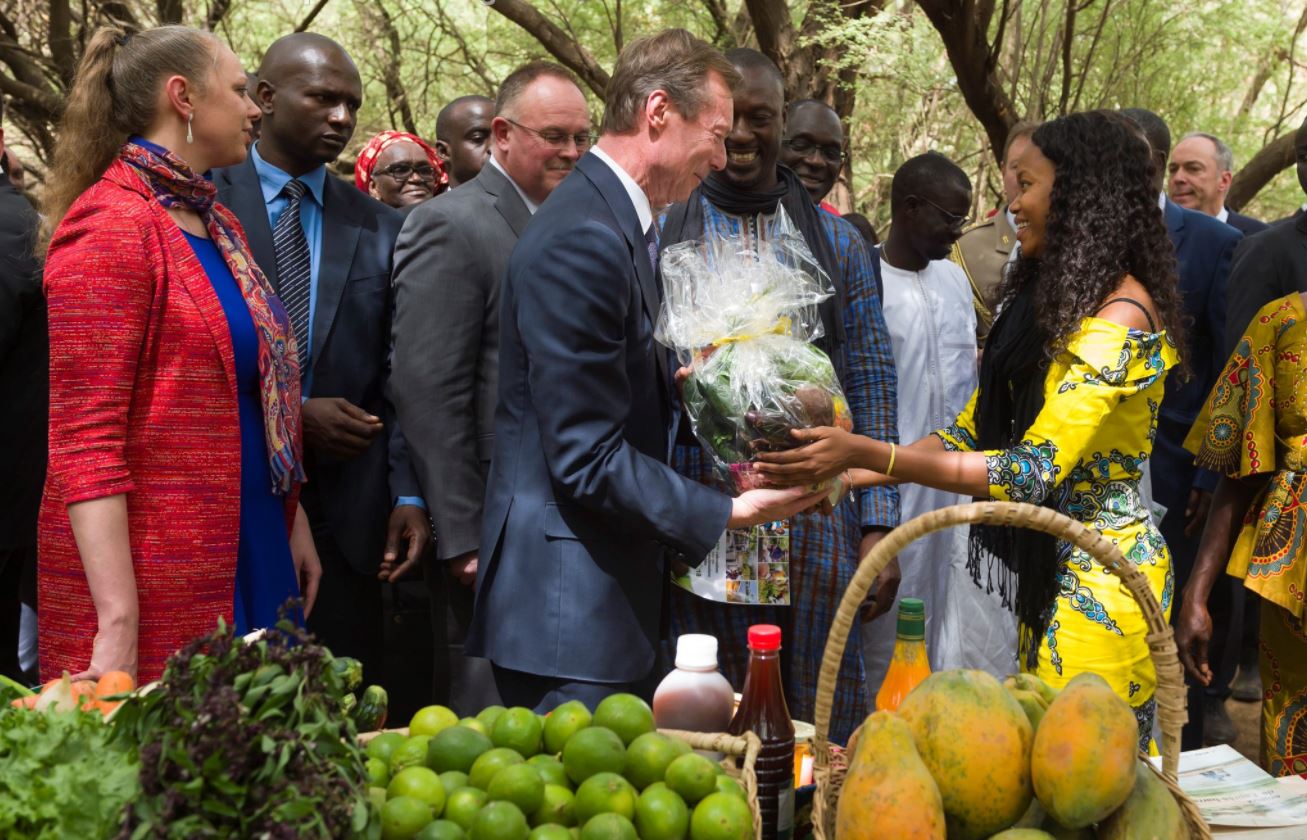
[39,159,299,682]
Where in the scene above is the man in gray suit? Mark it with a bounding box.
[390,61,591,712]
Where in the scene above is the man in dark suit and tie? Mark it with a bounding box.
[215,33,430,685]
[1168,132,1269,237]
[391,60,592,712]
[0,105,42,684]
[468,29,827,711]
[1125,108,1244,747]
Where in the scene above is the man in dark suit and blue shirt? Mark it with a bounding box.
[468,29,829,711]
[215,33,430,684]
[1168,132,1269,237]
[1124,108,1244,748]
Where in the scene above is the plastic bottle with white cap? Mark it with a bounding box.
[652,634,736,738]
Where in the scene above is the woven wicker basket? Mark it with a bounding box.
[809,501,1210,839]
[359,726,765,840]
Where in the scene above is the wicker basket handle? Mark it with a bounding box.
[810,501,1187,779]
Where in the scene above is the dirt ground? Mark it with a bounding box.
[1228,691,1262,763]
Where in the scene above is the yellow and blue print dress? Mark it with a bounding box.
[935,317,1178,739]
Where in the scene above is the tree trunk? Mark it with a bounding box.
[1228,129,1297,212]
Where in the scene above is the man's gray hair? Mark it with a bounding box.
[1181,131,1235,174]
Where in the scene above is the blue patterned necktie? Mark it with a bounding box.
[273,178,311,374]
[645,223,659,270]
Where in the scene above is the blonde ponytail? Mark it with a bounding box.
[42,25,219,244]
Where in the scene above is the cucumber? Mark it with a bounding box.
[353,685,389,731]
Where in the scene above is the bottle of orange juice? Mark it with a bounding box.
[875,598,931,712]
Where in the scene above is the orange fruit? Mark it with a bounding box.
[95,671,134,698]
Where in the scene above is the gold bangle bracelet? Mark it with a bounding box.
[885,442,897,477]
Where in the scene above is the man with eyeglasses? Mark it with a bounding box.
[868,152,1014,686]
[391,60,590,712]
[780,99,845,215]
[659,48,900,746]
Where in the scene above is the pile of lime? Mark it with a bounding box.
[365,694,753,840]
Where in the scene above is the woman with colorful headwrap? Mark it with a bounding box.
[354,130,449,208]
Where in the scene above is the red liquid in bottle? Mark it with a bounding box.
[728,624,795,840]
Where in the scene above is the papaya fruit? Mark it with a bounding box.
[989,831,1055,840]
[834,711,945,840]
[1031,672,1138,829]
[1009,689,1050,731]
[1004,673,1058,706]
[1011,801,1092,839]
[1096,760,1187,840]
[896,670,1033,840]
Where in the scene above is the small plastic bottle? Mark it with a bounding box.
[875,597,932,712]
[728,624,795,840]
[653,634,736,735]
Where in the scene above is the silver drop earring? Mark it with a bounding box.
[186,112,194,144]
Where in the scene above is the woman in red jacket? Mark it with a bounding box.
[40,26,321,683]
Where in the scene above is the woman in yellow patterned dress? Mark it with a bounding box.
[1178,293,1307,776]
[756,111,1188,745]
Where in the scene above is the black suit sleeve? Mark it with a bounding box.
[379,215,423,504]
[514,221,731,559]
[0,193,40,365]
[1191,229,1237,495]
[1225,232,1283,355]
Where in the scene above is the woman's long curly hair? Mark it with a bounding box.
[1003,109,1189,371]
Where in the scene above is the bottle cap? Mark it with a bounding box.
[896,598,925,641]
[675,634,720,670]
[747,624,782,651]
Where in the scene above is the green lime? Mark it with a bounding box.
[430,726,495,773]
[531,783,577,827]
[488,763,546,815]
[689,792,752,840]
[492,707,544,757]
[635,783,690,840]
[371,785,389,810]
[527,755,570,788]
[529,824,575,840]
[382,795,436,840]
[368,731,409,764]
[393,735,436,774]
[579,813,638,840]
[623,732,683,790]
[470,800,530,840]
[389,766,447,816]
[444,786,490,830]
[573,772,638,824]
[368,756,393,787]
[477,705,509,731]
[664,753,718,805]
[713,776,746,802]
[417,820,470,840]
[562,727,626,785]
[470,747,526,790]
[592,694,655,746]
[460,717,491,736]
[543,700,593,755]
[412,705,461,738]
[439,771,470,796]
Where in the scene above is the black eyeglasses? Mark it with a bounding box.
[909,194,972,230]
[784,137,844,164]
[504,118,595,150]
[376,162,437,182]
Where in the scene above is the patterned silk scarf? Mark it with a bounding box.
[120,140,305,495]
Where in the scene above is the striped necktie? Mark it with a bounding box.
[273,178,311,373]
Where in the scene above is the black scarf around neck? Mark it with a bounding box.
[968,276,1062,669]
[659,164,847,353]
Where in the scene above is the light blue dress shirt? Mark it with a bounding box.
[249,143,424,512]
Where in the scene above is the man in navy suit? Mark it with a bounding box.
[1168,132,1269,237]
[1124,108,1244,748]
[468,29,829,711]
[215,33,430,685]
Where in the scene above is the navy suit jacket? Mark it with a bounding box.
[214,157,420,574]
[467,152,732,684]
[1224,209,1269,238]
[1160,199,1241,428]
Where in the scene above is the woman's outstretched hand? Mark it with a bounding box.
[753,427,859,487]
